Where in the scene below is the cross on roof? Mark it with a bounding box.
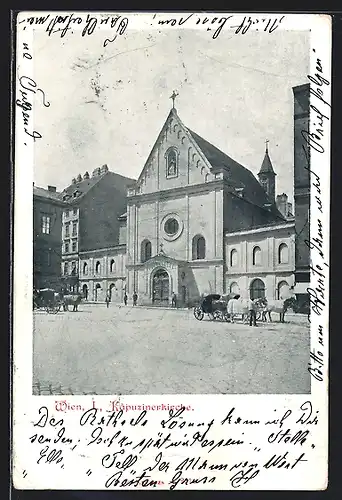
[265,138,269,153]
[170,90,179,109]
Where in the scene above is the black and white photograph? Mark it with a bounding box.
[13,12,330,491]
[28,15,314,396]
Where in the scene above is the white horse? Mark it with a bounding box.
[227,298,264,323]
[259,297,296,323]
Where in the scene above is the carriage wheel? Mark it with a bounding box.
[223,312,230,322]
[212,310,223,321]
[193,306,204,321]
[51,304,61,314]
[256,311,262,321]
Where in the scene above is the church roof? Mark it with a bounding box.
[188,129,279,213]
[258,150,276,175]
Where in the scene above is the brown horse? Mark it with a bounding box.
[61,293,83,312]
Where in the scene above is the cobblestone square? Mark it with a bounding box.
[33,304,310,395]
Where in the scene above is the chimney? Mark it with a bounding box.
[48,185,56,192]
[72,178,77,184]
[92,167,101,177]
[100,164,109,174]
[76,174,82,182]
[83,171,90,180]
[276,193,288,218]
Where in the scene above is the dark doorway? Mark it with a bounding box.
[82,284,88,300]
[250,278,266,300]
[152,269,169,304]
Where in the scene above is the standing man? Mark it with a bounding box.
[249,297,257,327]
[123,291,128,306]
[105,290,111,308]
[133,291,138,306]
[171,292,177,308]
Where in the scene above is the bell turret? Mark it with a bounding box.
[258,140,276,203]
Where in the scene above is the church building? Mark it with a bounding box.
[124,97,295,306]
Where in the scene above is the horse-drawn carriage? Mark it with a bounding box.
[33,289,83,313]
[33,288,62,314]
[193,294,231,321]
[193,293,288,323]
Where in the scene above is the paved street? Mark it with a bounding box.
[33,304,310,395]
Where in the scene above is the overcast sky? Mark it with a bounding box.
[32,25,310,203]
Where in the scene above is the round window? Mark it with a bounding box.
[164,218,179,236]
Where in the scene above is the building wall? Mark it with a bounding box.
[33,194,63,289]
[293,84,310,288]
[225,224,295,300]
[78,246,127,302]
[79,176,129,252]
[126,185,224,303]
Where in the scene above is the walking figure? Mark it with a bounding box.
[171,292,177,308]
[133,291,138,306]
[248,298,258,326]
[124,292,128,306]
[105,291,111,308]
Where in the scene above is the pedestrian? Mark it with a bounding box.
[171,292,177,308]
[124,292,128,306]
[228,294,240,323]
[248,297,257,326]
[133,291,138,306]
[105,291,111,308]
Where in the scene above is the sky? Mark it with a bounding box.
[31,22,310,204]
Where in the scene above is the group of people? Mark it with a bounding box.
[105,290,138,308]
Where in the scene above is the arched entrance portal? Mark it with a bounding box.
[152,269,170,304]
[82,284,88,300]
[250,278,265,300]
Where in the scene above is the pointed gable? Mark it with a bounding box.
[133,109,214,195]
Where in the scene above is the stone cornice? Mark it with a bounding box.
[127,179,224,204]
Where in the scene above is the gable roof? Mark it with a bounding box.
[33,186,65,204]
[187,129,281,215]
[62,170,135,203]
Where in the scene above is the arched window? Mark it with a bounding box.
[277,280,290,300]
[63,262,69,275]
[252,246,262,266]
[278,243,289,264]
[141,240,152,263]
[250,278,265,300]
[192,235,206,260]
[95,261,101,274]
[110,259,115,273]
[166,148,178,178]
[230,249,238,267]
[230,282,240,295]
[83,262,88,275]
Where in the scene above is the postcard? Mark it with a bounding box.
[13,12,331,490]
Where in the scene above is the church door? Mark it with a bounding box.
[152,269,169,304]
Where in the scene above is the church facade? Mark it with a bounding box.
[121,106,295,306]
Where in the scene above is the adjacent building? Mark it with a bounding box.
[293,83,310,310]
[60,164,134,298]
[33,184,65,290]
